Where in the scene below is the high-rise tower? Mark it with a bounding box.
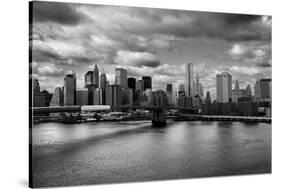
[115,68,128,88]
[64,72,76,105]
[93,64,99,88]
[185,63,194,97]
[216,72,232,103]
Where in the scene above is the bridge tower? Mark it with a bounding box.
[152,108,167,127]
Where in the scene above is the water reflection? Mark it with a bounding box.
[32,120,271,188]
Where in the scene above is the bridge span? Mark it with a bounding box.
[31,105,271,125]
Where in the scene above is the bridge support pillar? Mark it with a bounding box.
[152,108,166,127]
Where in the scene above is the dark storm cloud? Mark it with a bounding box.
[257,62,271,67]
[98,7,270,42]
[32,47,61,62]
[32,45,102,66]
[30,3,271,93]
[221,14,261,24]
[32,2,84,25]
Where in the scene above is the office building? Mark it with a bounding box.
[232,80,250,103]
[152,90,168,107]
[142,76,152,91]
[185,63,194,97]
[100,70,107,105]
[115,68,127,88]
[254,80,261,101]
[64,73,76,106]
[177,96,192,109]
[260,79,271,99]
[144,89,153,106]
[122,88,133,106]
[100,70,107,90]
[216,72,232,103]
[94,88,102,105]
[128,77,136,91]
[136,80,144,92]
[245,84,252,97]
[84,71,93,87]
[105,84,122,107]
[93,64,99,88]
[50,87,63,106]
[205,91,212,104]
[195,74,200,96]
[33,89,53,107]
[166,84,172,93]
[76,89,88,106]
[32,78,41,95]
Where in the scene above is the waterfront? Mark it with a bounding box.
[32,121,271,187]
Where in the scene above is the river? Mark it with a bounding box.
[31,120,271,187]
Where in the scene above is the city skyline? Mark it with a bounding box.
[31,2,271,101]
[33,63,271,109]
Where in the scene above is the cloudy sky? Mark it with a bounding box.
[30,1,271,100]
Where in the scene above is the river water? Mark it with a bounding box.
[31,120,271,187]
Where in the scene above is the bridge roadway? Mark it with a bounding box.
[167,114,271,123]
[32,105,271,124]
[32,105,196,114]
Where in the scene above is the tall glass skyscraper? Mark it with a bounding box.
[216,72,232,103]
[64,73,76,105]
[115,68,128,88]
[93,64,99,88]
[100,70,107,90]
[142,76,152,91]
[185,63,193,97]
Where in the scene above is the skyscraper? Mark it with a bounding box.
[32,78,41,95]
[93,64,99,88]
[260,79,271,99]
[105,84,122,107]
[195,73,200,96]
[216,72,232,103]
[122,88,133,106]
[94,88,102,105]
[50,87,63,106]
[152,90,168,107]
[64,73,76,106]
[100,70,107,105]
[166,84,172,93]
[115,68,128,88]
[178,84,185,96]
[235,80,239,90]
[166,84,173,106]
[76,88,88,105]
[142,76,152,91]
[128,77,136,91]
[100,70,107,90]
[32,78,53,107]
[84,71,93,87]
[205,91,212,104]
[185,63,194,97]
[254,80,261,101]
[245,84,252,97]
[136,80,144,92]
[199,83,204,98]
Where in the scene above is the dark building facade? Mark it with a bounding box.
[128,77,136,91]
[166,84,172,93]
[152,90,168,107]
[142,76,152,91]
[84,71,93,87]
[260,79,271,99]
[105,84,122,108]
[64,73,76,106]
